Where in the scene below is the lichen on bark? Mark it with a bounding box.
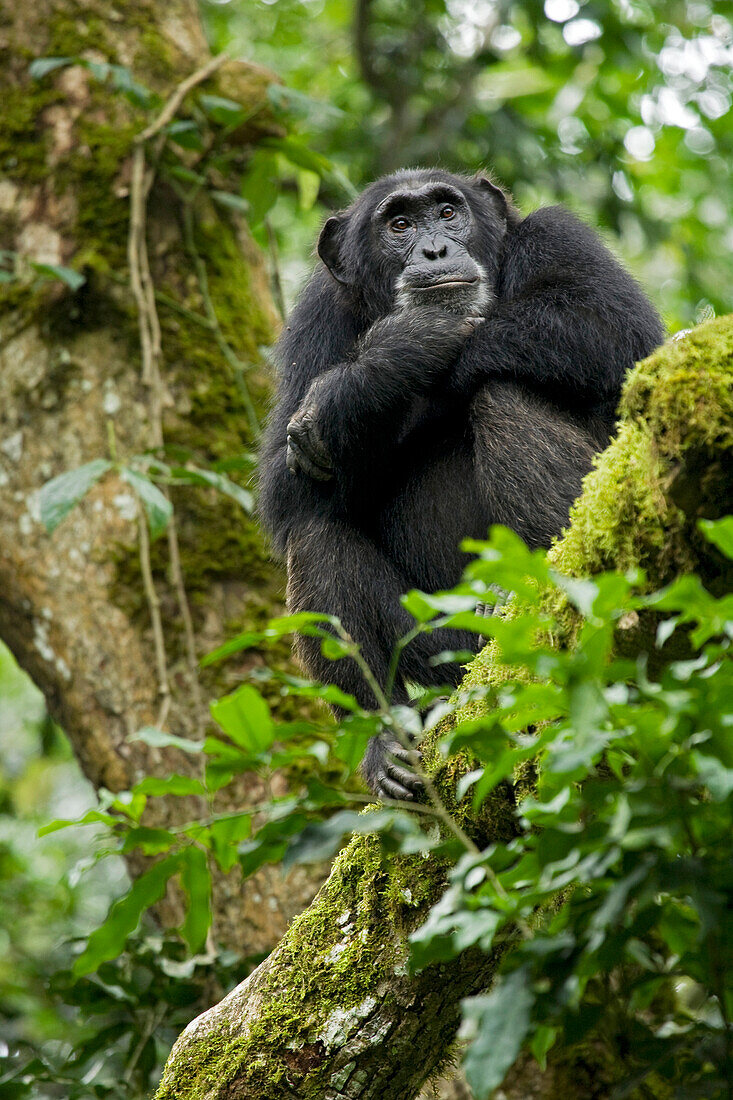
[154,315,733,1100]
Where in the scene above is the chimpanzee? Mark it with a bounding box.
[258,169,664,801]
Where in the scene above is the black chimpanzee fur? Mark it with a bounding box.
[258,168,664,801]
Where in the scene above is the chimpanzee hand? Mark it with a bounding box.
[362,732,424,802]
[359,306,483,383]
[286,309,483,480]
[286,377,334,481]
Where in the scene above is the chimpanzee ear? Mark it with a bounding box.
[317,215,351,285]
[474,176,509,220]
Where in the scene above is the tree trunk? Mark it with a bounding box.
[154,316,733,1099]
[0,0,322,954]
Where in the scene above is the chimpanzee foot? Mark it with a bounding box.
[362,733,424,802]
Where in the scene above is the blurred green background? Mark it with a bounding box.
[202,0,733,327]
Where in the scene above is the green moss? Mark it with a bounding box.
[155,832,480,1099]
[155,834,392,1099]
[137,27,179,84]
[66,118,138,273]
[46,7,109,57]
[620,315,733,458]
[555,315,733,583]
[0,80,57,183]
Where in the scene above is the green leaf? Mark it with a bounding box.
[333,717,381,770]
[84,60,111,81]
[29,56,73,79]
[120,467,172,539]
[133,774,206,797]
[39,458,113,532]
[265,136,331,176]
[211,190,251,214]
[165,119,204,151]
[691,752,733,800]
[461,969,534,1099]
[530,1025,557,1070]
[73,854,181,975]
[477,62,557,100]
[38,808,117,835]
[198,94,247,127]
[179,847,212,953]
[166,164,208,187]
[266,83,343,124]
[240,151,279,226]
[282,808,402,867]
[699,516,733,559]
[31,261,86,290]
[109,64,153,108]
[320,634,352,660]
[210,813,252,872]
[121,827,177,855]
[297,169,321,211]
[128,726,204,753]
[201,612,336,666]
[210,684,275,754]
[170,464,254,512]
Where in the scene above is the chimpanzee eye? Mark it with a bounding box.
[390,216,411,233]
[440,205,455,220]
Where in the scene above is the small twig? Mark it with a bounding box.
[168,791,465,836]
[123,1002,168,1084]
[137,504,169,715]
[385,622,423,701]
[167,511,203,719]
[106,419,118,462]
[154,287,216,330]
[128,148,156,387]
[128,58,227,722]
[137,54,227,146]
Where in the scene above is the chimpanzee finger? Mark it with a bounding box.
[286,435,333,481]
[377,774,417,802]
[383,740,414,764]
[384,746,424,793]
[287,417,334,474]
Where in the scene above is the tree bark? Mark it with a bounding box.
[0,0,322,954]
[154,316,733,1099]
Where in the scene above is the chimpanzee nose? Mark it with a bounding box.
[422,240,448,260]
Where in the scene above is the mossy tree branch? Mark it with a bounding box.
[155,316,733,1100]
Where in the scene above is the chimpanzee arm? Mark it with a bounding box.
[285,308,476,483]
[258,270,363,553]
[448,207,664,412]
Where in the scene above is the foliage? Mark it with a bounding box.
[0,927,257,1099]
[202,0,733,328]
[38,454,254,540]
[23,517,733,1097]
[0,648,252,1100]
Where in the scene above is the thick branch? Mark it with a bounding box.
[155,316,733,1099]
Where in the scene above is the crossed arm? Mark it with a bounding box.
[285,213,660,483]
[286,308,477,481]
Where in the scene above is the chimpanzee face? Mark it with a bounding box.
[371,180,490,314]
[317,170,508,318]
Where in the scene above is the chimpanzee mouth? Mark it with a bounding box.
[411,276,479,290]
